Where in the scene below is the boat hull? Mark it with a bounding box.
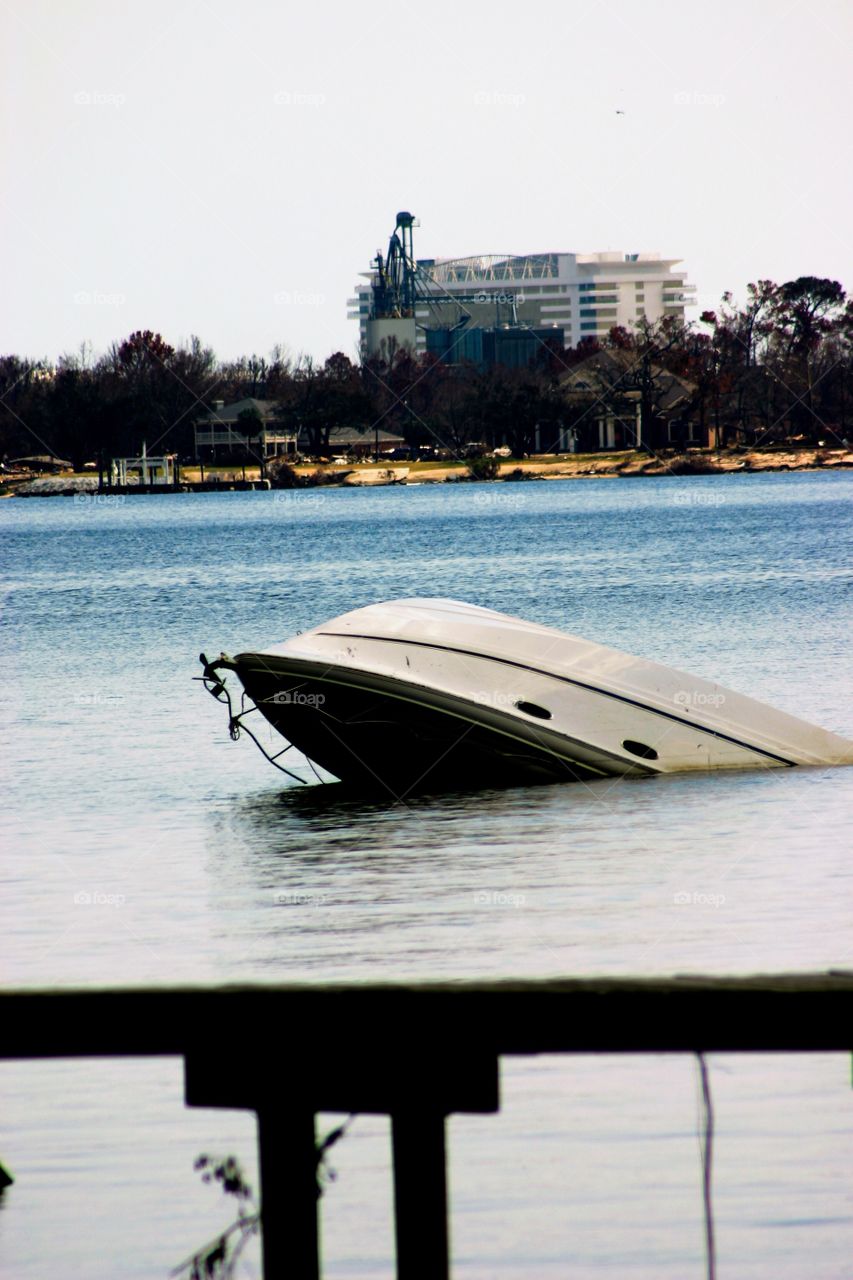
[232,654,648,797]
[213,598,853,795]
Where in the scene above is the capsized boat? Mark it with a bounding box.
[199,598,853,797]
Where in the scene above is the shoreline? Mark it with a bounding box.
[396,446,853,484]
[5,447,853,496]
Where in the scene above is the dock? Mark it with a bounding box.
[2,973,851,1278]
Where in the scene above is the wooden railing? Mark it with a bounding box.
[2,973,851,1279]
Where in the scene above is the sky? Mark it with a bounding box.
[3,0,851,367]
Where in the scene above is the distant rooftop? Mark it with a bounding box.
[415,251,673,285]
[198,397,281,423]
[420,254,561,283]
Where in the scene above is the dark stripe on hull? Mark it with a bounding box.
[317,632,797,768]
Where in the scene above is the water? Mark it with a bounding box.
[2,473,852,1277]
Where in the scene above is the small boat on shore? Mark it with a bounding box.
[200,598,853,797]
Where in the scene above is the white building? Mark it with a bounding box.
[349,250,695,357]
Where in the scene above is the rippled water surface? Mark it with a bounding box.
[2,474,852,1276]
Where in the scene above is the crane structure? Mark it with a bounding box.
[371,211,419,322]
[369,212,519,336]
[364,212,565,370]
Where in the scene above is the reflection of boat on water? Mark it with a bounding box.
[200,598,853,798]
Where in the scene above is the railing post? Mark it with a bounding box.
[185,1057,323,1280]
[391,1108,450,1280]
[186,1039,498,1280]
[256,1105,320,1280]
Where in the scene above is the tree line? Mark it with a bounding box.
[1,276,850,470]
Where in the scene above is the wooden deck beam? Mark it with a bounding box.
[2,975,851,1280]
[2,973,853,1061]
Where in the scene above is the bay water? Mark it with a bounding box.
[2,473,852,1277]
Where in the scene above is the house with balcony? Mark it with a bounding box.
[194,398,297,460]
[557,350,700,452]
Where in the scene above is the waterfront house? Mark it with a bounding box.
[298,425,407,458]
[194,398,297,460]
[558,349,700,452]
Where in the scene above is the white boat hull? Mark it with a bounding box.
[211,599,853,795]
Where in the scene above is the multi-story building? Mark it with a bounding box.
[349,250,695,357]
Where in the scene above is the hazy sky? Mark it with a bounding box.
[3,0,851,366]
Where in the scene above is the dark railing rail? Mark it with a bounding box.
[2,973,852,1279]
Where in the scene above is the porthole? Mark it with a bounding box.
[515,700,552,720]
[622,739,658,761]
